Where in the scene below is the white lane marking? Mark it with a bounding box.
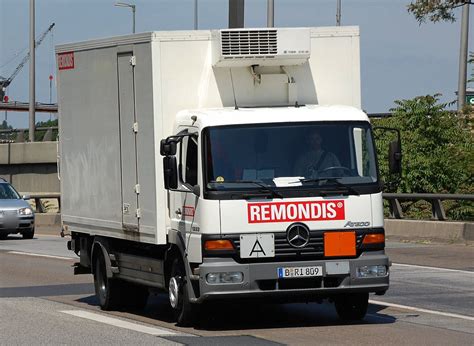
[370,300,474,322]
[7,251,74,261]
[61,310,177,336]
[393,263,474,275]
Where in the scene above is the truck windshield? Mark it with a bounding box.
[204,122,378,192]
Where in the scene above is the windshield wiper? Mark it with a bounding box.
[295,177,360,196]
[210,180,283,199]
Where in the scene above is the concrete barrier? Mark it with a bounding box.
[35,213,61,236]
[385,219,474,243]
[34,213,474,243]
[0,141,59,193]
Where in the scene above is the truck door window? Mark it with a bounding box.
[181,136,198,187]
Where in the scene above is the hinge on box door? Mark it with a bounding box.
[133,122,138,133]
[134,184,140,194]
[136,208,141,218]
[130,56,136,66]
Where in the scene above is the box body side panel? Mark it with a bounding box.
[58,42,158,244]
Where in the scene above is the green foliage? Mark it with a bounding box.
[407,0,471,23]
[373,94,473,220]
[0,120,12,130]
[35,118,58,141]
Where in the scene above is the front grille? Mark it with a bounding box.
[2,210,18,216]
[231,231,365,260]
[221,29,277,56]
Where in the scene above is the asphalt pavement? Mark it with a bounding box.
[0,234,473,345]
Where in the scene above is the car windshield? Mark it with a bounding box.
[204,122,378,190]
[0,183,21,199]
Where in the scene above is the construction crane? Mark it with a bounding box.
[0,22,55,102]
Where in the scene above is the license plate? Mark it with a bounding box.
[277,266,323,278]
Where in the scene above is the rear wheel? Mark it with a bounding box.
[334,293,369,321]
[93,250,122,310]
[22,228,35,239]
[169,256,195,326]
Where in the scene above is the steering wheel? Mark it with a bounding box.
[317,166,352,176]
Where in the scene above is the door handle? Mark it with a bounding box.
[175,208,182,216]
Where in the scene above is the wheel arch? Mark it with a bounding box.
[91,237,113,278]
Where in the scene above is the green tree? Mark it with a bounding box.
[373,94,473,220]
[407,0,472,23]
[0,120,12,130]
[34,118,58,141]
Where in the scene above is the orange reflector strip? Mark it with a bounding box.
[362,233,385,245]
[204,239,234,251]
[324,231,356,257]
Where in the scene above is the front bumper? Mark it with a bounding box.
[0,215,35,234]
[193,251,389,303]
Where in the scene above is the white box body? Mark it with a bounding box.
[56,27,361,245]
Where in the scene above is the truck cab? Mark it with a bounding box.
[161,105,390,323]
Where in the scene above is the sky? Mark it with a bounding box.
[0,0,473,128]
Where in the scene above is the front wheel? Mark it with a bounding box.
[22,228,35,239]
[169,257,196,326]
[334,293,369,321]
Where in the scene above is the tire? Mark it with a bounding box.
[93,250,123,310]
[169,256,195,326]
[334,293,369,321]
[0,233,8,240]
[22,228,35,239]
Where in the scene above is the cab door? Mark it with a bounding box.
[170,128,200,256]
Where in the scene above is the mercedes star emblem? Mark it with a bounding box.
[286,223,310,248]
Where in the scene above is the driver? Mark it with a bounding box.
[293,129,341,178]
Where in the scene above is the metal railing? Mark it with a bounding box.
[0,126,58,143]
[22,192,60,213]
[22,192,473,221]
[383,193,474,221]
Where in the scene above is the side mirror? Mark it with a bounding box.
[160,139,177,156]
[22,195,31,200]
[388,140,402,174]
[163,156,178,189]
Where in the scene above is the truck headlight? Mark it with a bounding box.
[18,207,33,216]
[206,272,243,284]
[356,265,387,278]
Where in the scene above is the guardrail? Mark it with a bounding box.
[0,127,58,143]
[383,193,474,221]
[24,192,472,222]
[22,192,60,213]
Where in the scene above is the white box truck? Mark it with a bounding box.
[57,27,401,325]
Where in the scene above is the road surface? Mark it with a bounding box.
[1,234,473,345]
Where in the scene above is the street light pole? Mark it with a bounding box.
[194,0,198,30]
[115,2,136,34]
[267,0,274,28]
[457,3,469,111]
[336,0,341,26]
[29,0,35,142]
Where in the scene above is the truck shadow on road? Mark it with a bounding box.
[76,293,396,331]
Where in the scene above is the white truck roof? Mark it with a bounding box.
[176,105,370,128]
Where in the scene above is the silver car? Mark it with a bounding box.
[0,179,35,239]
